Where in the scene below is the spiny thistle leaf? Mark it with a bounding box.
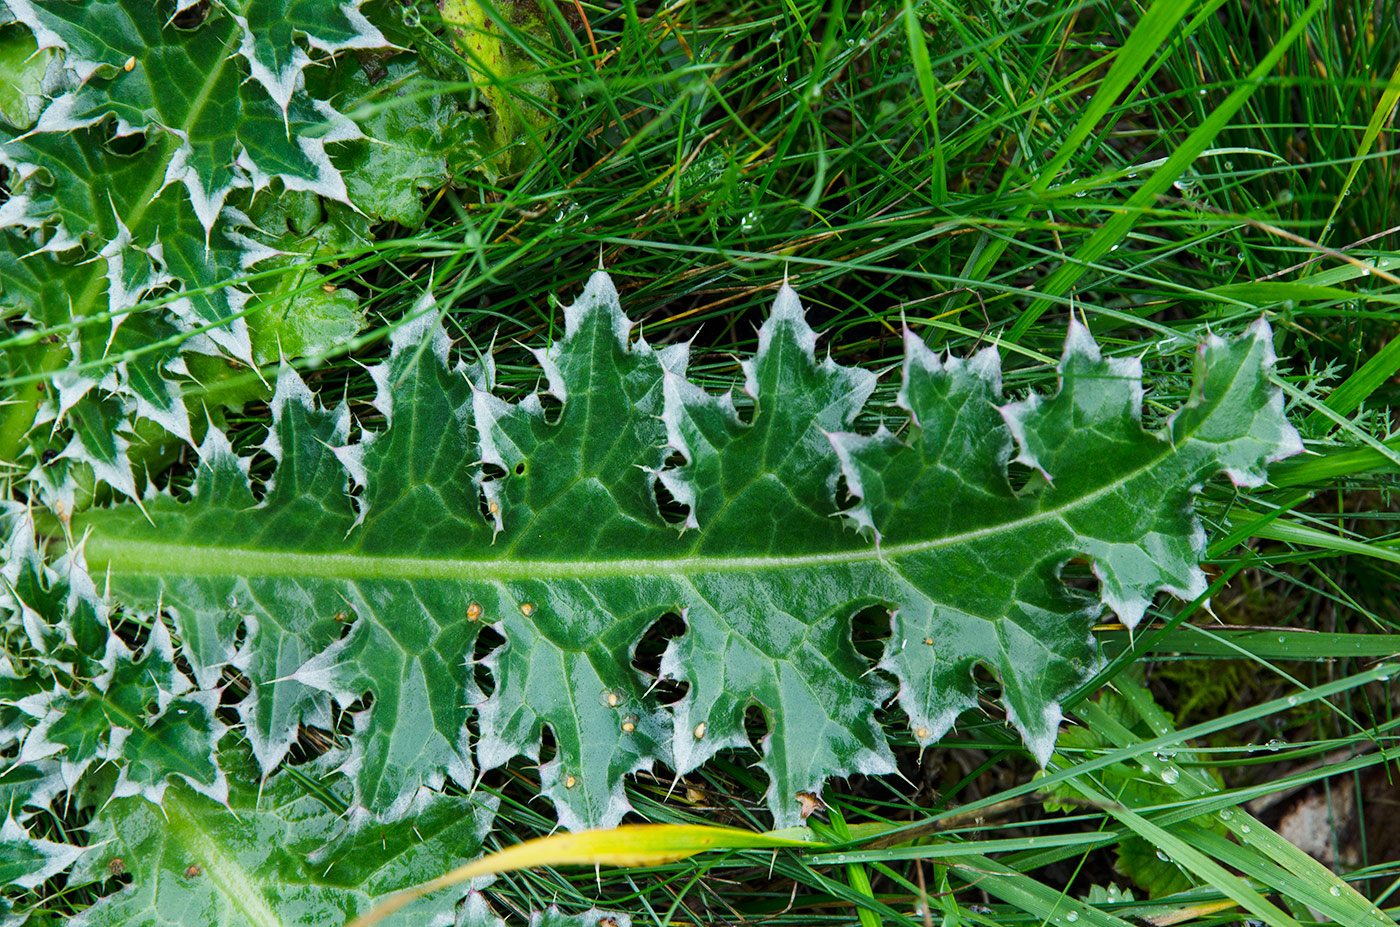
[0,1,487,504]
[74,272,1301,828]
[69,755,503,927]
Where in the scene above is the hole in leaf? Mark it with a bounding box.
[333,607,358,641]
[849,603,892,662]
[972,663,1003,707]
[1006,461,1036,494]
[539,392,563,425]
[218,669,252,711]
[835,472,855,505]
[1060,558,1102,602]
[112,612,151,653]
[472,624,506,698]
[732,393,756,426]
[477,462,506,523]
[513,460,527,477]
[171,0,209,28]
[245,446,277,503]
[231,618,249,652]
[102,127,150,158]
[342,691,375,717]
[538,723,557,764]
[652,474,688,526]
[286,724,340,765]
[744,704,769,754]
[631,611,687,704]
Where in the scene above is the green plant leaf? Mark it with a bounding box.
[70,760,501,927]
[0,22,55,129]
[320,56,493,226]
[220,0,388,117]
[16,620,226,805]
[74,272,1301,828]
[0,816,84,892]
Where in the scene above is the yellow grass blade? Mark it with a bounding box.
[345,823,817,927]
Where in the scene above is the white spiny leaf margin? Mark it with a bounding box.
[16,622,229,806]
[225,1,389,119]
[0,817,86,890]
[234,99,364,207]
[1195,317,1305,487]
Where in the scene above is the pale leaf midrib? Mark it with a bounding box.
[85,344,1250,586]
[164,790,283,927]
[84,445,1190,583]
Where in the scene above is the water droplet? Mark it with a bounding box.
[693,722,707,739]
[1240,824,1252,834]
[1330,886,1343,897]
[1067,912,1079,923]
[606,692,620,707]
[1287,695,1299,707]
[1224,161,1233,169]
[1266,739,1284,752]
[1159,766,1180,785]
[622,715,637,733]
[564,774,578,789]
[1156,849,1171,862]
[1278,635,1286,643]
[1219,809,1234,820]
[1198,88,1207,96]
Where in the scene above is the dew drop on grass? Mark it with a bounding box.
[1156,849,1171,862]
[1159,766,1179,785]
[1330,886,1343,897]
[1287,695,1299,706]
[1066,912,1079,923]
[1266,739,1283,752]
[1240,824,1252,834]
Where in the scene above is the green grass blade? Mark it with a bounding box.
[1008,0,1329,341]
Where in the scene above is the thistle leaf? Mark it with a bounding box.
[75,272,1301,828]
[70,759,499,927]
